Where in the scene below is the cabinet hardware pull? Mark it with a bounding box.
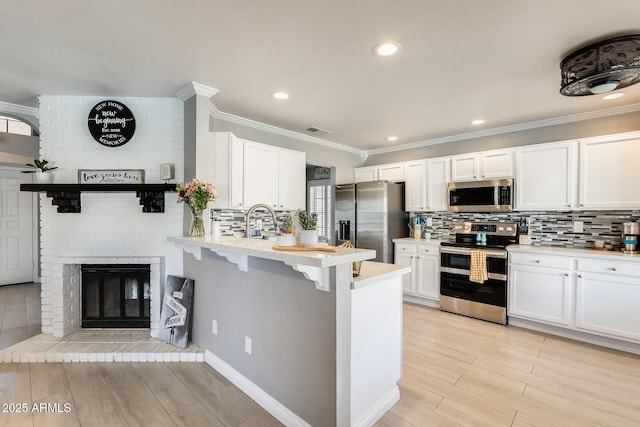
[535,260,540,263]
[607,267,617,271]
[564,273,569,276]
[578,274,582,278]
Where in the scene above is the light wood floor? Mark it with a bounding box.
[0,283,41,351]
[1,292,640,426]
[377,303,640,427]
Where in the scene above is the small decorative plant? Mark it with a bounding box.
[297,210,317,230]
[283,214,293,234]
[22,158,58,173]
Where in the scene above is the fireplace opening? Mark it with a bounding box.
[81,264,151,328]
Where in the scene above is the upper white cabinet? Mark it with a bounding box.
[451,149,513,181]
[353,166,378,183]
[378,162,405,182]
[579,133,640,210]
[211,132,244,209]
[211,132,306,210]
[515,141,578,210]
[404,160,426,211]
[450,153,479,181]
[404,157,450,212]
[426,157,450,211]
[243,141,279,208]
[277,148,306,210]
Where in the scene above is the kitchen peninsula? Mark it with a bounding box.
[169,235,409,427]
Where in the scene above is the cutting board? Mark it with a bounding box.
[272,244,337,253]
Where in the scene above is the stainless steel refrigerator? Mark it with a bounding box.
[335,181,408,263]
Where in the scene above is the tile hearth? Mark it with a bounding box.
[0,329,204,363]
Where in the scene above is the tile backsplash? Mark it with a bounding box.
[213,207,639,250]
[410,210,640,250]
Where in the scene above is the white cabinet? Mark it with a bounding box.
[509,253,573,327]
[404,157,450,212]
[354,163,405,183]
[509,249,640,346]
[579,133,640,210]
[277,148,306,210]
[451,153,479,181]
[404,161,426,211]
[394,241,439,302]
[243,141,279,208]
[426,157,450,211]
[575,258,640,342]
[354,166,378,183]
[211,132,244,209]
[212,132,306,210]
[451,150,513,182]
[515,141,578,210]
[378,162,405,182]
[482,150,513,179]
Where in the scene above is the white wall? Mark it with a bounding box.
[38,95,184,335]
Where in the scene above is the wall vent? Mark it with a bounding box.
[306,126,332,134]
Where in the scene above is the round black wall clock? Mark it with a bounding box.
[87,100,136,147]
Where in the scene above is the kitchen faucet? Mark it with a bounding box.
[245,204,278,238]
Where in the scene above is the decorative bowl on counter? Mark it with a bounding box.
[277,234,296,247]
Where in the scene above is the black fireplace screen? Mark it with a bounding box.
[81,264,151,328]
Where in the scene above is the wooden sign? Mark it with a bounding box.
[87,100,136,147]
[78,169,145,184]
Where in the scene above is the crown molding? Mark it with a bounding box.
[366,102,640,156]
[208,102,367,158]
[0,101,38,118]
[176,82,219,102]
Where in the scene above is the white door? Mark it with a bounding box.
[243,141,278,208]
[426,157,450,211]
[0,169,34,285]
[277,148,306,210]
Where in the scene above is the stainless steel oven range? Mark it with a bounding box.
[439,221,518,324]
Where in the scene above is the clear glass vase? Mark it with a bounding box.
[189,208,205,237]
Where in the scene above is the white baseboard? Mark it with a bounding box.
[353,386,400,427]
[204,350,311,427]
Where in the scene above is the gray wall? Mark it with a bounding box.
[186,250,337,426]
[365,110,640,165]
[210,116,364,184]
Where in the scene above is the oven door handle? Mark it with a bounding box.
[440,246,507,259]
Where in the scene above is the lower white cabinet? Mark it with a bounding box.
[394,241,439,302]
[509,249,640,346]
[509,263,573,327]
[576,271,640,342]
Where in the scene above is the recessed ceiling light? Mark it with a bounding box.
[373,41,401,56]
[471,119,485,125]
[603,93,624,100]
[387,136,398,141]
[272,91,289,100]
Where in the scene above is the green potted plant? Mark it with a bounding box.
[297,210,318,246]
[22,158,58,183]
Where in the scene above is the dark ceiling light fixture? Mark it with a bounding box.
[560,35,640,96]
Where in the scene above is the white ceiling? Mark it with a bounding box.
[2,1,640,152]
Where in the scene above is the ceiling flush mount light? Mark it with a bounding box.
[387,136,398,141]
[471,119,485,125]
[373,41,401,56]
[603,93,624,100]
[272,91,289,100]
[560,35,640,96]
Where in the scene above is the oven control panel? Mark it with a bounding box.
[452,221,517,236]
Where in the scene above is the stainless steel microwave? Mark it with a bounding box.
[447,178,513,212]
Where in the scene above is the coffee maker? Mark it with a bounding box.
[622,222,640,254]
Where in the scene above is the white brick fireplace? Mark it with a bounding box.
[38,96,185,337]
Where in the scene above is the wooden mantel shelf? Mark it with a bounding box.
[20,183,175,213]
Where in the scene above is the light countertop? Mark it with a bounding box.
[169,235,376,268]
[508,244,640,262]
[353,261,411,289]
[392,237,446,245]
